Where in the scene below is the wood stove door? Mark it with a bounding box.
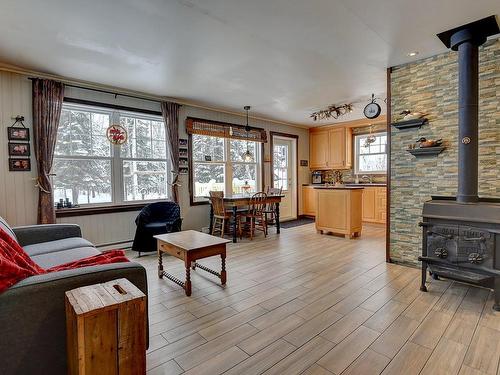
[458,226,495,271]
[426,224,458,263]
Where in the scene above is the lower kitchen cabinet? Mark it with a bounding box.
[302,186,317,216]
[362,187,386,224]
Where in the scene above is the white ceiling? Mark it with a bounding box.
[0,0,498,126]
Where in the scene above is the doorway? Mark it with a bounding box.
[270,132,298,221]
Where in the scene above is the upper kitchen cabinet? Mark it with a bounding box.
[310,131,329,169]
[309,126,352,170]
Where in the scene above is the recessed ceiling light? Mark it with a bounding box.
[407,51,419,57]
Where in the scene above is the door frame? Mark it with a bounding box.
[270,131,299,220]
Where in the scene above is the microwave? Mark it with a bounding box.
[312,171,323,184]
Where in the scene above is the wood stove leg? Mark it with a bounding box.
[420,261,428,292]
[493,277,500,311]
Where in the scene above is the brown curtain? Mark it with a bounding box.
[32,79,65,224]
[161,101,181,203]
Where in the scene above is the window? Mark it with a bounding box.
[273,144,288,190]
[354,132,387,174]
[53,103,168,206]
[191,134,261,202]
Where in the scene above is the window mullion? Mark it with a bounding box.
[225,139,231,195]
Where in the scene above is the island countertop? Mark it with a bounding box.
[303,183,386,187]
[303,184,364,190]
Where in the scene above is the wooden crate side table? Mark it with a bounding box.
[155,230,230,296]
[65,278,146,375]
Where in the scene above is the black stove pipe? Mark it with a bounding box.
[437,16,500,204]
[452,31,481,203]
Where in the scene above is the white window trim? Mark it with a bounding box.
[53,103,170,207]
[354,131,387,175]
[191,135,262,203]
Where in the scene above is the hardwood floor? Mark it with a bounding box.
[128,223,500,375]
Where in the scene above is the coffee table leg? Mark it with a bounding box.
[158,250,163,279]
[221,253,227,285]
[185,261,192,296]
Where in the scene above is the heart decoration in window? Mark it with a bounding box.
[106,124,128,145]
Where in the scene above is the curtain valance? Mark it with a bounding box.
[186,117,267,143]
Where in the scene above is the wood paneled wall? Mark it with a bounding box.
[0,72,38,226]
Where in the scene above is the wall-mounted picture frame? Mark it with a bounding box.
[7,127,30,141]
[300,159,309,167]
[9,158,31,172]
[8,142,30,157]
[179,148,188,157]
[179,138,188,147]
[179,157,188,166]
[179,167,189,175]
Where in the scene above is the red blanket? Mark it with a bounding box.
[0,227,129,294]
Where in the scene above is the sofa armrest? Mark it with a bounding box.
[0,262,148,375]
[13,224,82,246]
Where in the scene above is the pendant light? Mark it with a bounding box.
[243,106,254,162]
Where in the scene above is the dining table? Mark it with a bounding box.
[206,193,285,243]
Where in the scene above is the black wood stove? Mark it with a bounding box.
[418,16,500,310]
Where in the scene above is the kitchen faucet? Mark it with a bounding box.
[361,175,372,184]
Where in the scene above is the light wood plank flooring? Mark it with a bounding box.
[128,223,500,375]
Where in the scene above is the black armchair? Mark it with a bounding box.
[132,201,182,255]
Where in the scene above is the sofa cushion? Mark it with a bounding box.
[23,237,95,257]
[31,246,101,269]
[0,216,18,244]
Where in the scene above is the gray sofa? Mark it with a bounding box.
[0,219,148,375]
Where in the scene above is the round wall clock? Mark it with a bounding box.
[364,94,381,119]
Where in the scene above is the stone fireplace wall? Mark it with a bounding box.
[389,37,500,266]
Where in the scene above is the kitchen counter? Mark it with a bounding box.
[313,185,364,190]
[303,183,386,187]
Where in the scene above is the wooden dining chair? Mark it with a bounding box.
[209,191,241,238]
[241,192,268,240]
[264,187,282,226]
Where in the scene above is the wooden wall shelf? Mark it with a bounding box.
[392,118,428,130]
[407,146,445,157]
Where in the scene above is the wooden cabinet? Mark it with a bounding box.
[309,127,352,170]
[302,186,317,216]
[315,188,363,238]
[310,131,329,169]
[362,187,386,224]
[362,187,376,222]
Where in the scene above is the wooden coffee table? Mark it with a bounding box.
[155,230,230,296]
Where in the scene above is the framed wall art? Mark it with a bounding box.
[8,142,30,157]
[7,126,30,141]
[9,158,31,172]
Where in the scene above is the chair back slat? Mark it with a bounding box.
[209,191,226,216]
[249,192,267,215]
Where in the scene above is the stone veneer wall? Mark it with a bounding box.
[390,37,500,266]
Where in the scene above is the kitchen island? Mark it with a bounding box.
[314,186,364,239]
